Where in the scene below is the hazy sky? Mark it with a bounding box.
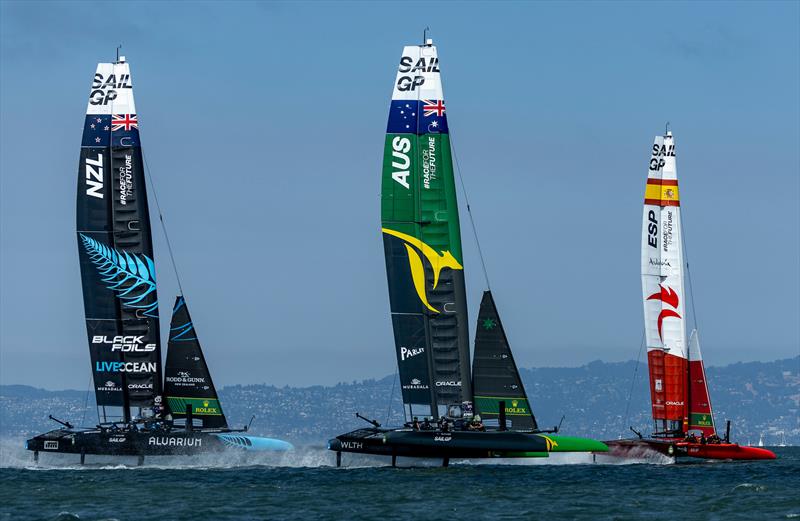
[1,1,798,390]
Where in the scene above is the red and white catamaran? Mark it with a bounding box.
[605,129,775,461]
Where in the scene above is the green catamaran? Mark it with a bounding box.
[328,38,607,466]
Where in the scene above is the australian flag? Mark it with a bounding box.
[386,99,449,135]
[81,114,140,148]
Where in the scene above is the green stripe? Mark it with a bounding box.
[474,396,531,416]
[167,396,222,416]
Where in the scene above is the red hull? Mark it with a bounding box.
[604,438,776,461]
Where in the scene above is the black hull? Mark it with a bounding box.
[328,427,550,461]
[26,427,292,457]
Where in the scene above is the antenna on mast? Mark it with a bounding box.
[116,44,122,63]
[665,121,671,135]
[423,27,430,45]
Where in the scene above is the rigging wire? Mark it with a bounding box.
[81,372,93,427]
[449,130,492,290]
[621,329,646,437]
[386,370,399,426]
[141,151,184,296]
[680,207,701,334]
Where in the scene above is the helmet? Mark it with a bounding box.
[474,415,481,422]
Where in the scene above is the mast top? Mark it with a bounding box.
[116,44,125,64]
[423,26,432,46]
[665,121,672,137]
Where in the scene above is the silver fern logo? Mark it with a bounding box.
[80,234,158,317]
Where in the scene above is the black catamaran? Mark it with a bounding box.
[328,39,607,466]
[25,54,291,463]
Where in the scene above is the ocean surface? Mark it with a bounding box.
[1,442,798,520]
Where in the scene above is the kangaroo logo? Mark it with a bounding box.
[382,228,463,313]
[538,435,559,451]
[647,285,681,341]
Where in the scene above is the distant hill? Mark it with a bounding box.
[2,358,797,445]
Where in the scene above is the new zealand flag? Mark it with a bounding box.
[81,114,140,147]
[386,99,449,135]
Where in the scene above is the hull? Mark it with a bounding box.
[604,438,776,461]
[26,427,292,457]
[329,428,608,460]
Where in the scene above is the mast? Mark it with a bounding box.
[163,297,227,429]
[77,55,161,423]
[472,291,537,430]
[381,39,471,419]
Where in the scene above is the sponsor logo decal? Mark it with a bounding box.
[127,383,153,390]
[646,285,682,341]
[44,441,59,450]
[341,441,363,450]
[95,361,157,373]
[108,436,126,443]
[649,258,671,267]
[435,380,461,387]
[92,335,156,352]
[505,399,528,415]
[482,317,497,330]
[97,380,122,393]
[89,72,132,106]
[381,228,463,313]
[148,437,202,447]
[655,379,663,392]
[402,377,429,390]
[400,346,424,361]
[434,434,452,442]
[165,371,206,385]
[666,401,685,406]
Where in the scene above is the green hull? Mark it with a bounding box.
[545,435,609,453]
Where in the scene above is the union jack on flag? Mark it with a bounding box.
[111,114,138,132]
[422,99,445,117]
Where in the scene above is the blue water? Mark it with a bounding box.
[1,444,798,520]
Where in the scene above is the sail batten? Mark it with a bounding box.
[78,58,161,416]
[381,42,471,417]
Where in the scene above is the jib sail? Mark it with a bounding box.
[77,56,161,420]
[164,297,227,429]
[641,130,688,435]
[381,39,471,418]
[687,329,715,436]
[472,291,537,431]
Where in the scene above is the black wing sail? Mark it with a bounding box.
[77,57,161,420]
[164,296,227,429]
[472,291,537,430]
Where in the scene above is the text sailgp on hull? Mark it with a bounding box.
[603,130,775,461]
[328,38,607,466]
[25,55,292,464]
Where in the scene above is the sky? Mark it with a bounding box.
[1,1,798,390]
